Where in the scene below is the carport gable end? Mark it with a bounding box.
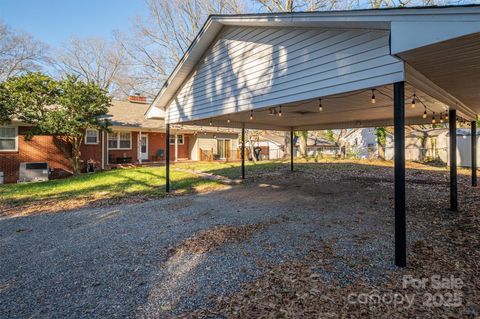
[146,6,480,130]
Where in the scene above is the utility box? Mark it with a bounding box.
[18,162,49,182]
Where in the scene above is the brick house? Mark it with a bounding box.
[0,96,239,183]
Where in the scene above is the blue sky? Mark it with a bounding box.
[0,0,148,47]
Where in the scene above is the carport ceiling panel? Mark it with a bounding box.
[166,26,404,124]
[399,33,480,114]
[182,84,450,130]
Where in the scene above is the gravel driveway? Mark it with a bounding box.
[1,163,475,318]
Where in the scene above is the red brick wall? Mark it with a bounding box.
[79,129,106,170]
[146,132,190,161]
[0,126,72,183]
[0,128,193,183]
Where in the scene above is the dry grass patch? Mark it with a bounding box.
[169,223,273,257]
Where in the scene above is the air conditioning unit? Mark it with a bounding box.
[18,162,50,183]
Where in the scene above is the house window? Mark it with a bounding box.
[85,129,99,145]
[108,132,132,149]
[0,126,18,151]
[169,134,184,145]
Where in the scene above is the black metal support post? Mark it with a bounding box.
[472,121,477,187]
[165,124,170,192]
[393,81,406,268]
[241,127,245,180]
[290,129,294,171]
[449,110,458,211]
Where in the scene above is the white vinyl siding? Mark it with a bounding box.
[108,132,132,149]
[85,129,99,144]
[167,27,404,123]
[0,126,18,151]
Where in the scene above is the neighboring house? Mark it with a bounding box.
[342,128,394,160]
[340,127,480,166]
[301,136,337,157]
[404,128,480,167]
[0,95,239,184]
[245,132,286,160]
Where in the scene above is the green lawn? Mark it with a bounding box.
[175,160,290,179]
[0,166,223,211]
[0,159,457,216]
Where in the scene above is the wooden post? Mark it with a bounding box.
[394,81,406,268]
[165,124,170,193]
[449,109,458,211]
[472,121,477,187]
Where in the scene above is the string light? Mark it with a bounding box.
[227,116,230,124]
[445,113,449,120]
[423,107,427,119]
[432,112,436,124]
[371,89,376,104]
[440,113,444,123]
[250,110,253,120]
[278,105,282,117]
[209,119,212,126]
[411,94,416,108]
[318,98,323,111]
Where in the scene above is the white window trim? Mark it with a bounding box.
[107,131,132,150]
[0,126,18,152]
[169,134,184,145]
[85,129,99,145]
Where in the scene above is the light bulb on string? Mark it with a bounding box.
[318,98,323,112]
[440,113,444,123]
[422,107,427,119]
[371,89,376,104]
[250,110,253,120]
[432,112,436,124]
[411,94,416,108]
[227,116,231,124]
[278,105,282,117]
[209,119,212,126]
[445,113,449,120]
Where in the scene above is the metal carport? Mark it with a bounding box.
[146,5,480,267]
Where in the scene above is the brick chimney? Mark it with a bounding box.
[128,93,148,104]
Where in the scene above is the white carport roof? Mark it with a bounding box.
[146,5,480,130]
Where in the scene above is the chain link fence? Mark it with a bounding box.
[299,146,450,166]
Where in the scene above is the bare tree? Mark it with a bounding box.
[53,36,132,98]
[119,0,246,96]
[0,22,48,81]
[254,0,342,12]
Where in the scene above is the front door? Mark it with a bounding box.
[140,134,148,160]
